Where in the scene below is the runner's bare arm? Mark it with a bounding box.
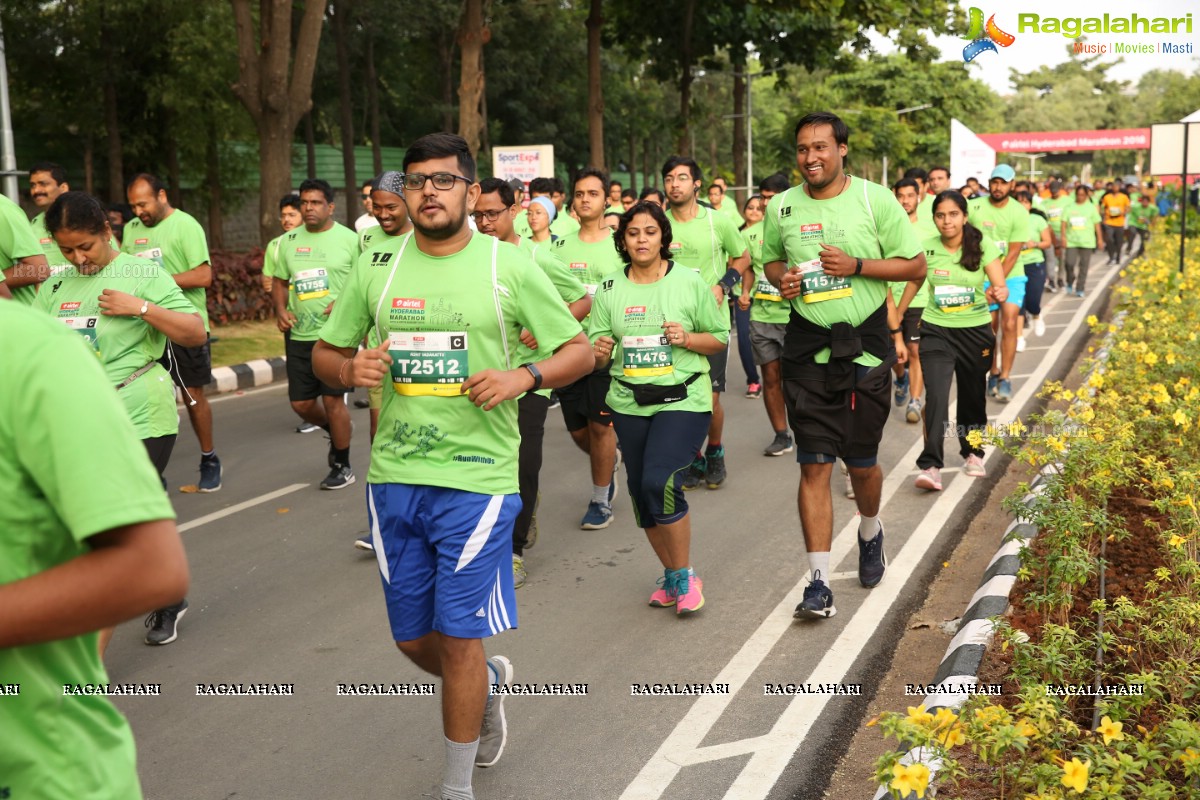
[313,340,391,389]
[0,519,189,648]
[271,278,295,331]
[818,243,926,281]
[171,262,212,290]
[567,294,592,321]
[97,289,206,346]
[462,331,592,411]
[730,248,750,276]
[2,254,50,288]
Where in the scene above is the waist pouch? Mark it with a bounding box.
[616,372,701,406]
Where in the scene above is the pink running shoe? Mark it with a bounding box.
[649,569,677,607]
[675,573,705,615]
[914,467,943,492]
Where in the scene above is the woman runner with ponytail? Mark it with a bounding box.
[896,191,1008,492]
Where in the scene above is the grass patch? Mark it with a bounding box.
[209,319,284,368]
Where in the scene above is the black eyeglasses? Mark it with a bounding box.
[470,209,508,222]
[401,172,472,191]
[361,194,371,200]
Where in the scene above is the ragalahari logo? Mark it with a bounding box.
[961,7,1016,62]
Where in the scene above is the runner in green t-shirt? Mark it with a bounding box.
[738,194,793,455]
[271,178,360,491]
[897,191,1008,492]
[707,183,745,228]
[663,156,750,490]
[0,300,189,800]
[311,134,592,797]
[1128,193,1159,258]
[28,161,73,277]
[123,173,222,492]
[526,195,557,244]
[1038,180,1072,292]
[967,164,1029,403]
[608,179,624,212]
[762,112,925,619]
[548,177,581,238]
[889,177,937,425]
[474,177,590,587]
[39,192,202,649]
[552,169,627,530]
[1013,191,1053,348]
[0,191,49,304]
[591,201,729,615]
[1060,185,1104,297]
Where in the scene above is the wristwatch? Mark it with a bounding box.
[520,363,543,392]
[855,257,864,275]
[138,300,150,319]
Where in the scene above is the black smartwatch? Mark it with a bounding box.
[520,363,543,392]
[855,257,864,275]
[889,326,903,335]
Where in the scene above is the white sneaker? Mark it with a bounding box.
[840,461,854,499]
[1016,336,1027,353]
[1033,316,1046,337]
[964,454,986,478]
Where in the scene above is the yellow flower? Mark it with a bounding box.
[890,763,931,799]
[966,429,984,449]
[1144,352,1159,366]
[1087,314,1099,327]
[906,705,935,728]
[1097,715,1124,746]
[1017,718,1039,738]
[1061,757,1089,793]
[1181,747,1200,766]
[1173,410,1189,428]
[1046,435,1067,454]
[1088,372,1105,389]
[1169,534,1186,548]
[932,707,958,730]
[939,724,967,748]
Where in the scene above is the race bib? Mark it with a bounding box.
[293,268,330,301]
[1107,205,1121,217]
[798,259,851,304]
[933,285,975,313]
[621,334,674,377]
[388,331,468,396]
[134,247,165,268]
[1068,216,1087,231]
[753,277,782,302]
[60,315,101,354]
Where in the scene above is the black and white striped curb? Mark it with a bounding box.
[207,357,287,395]
[871,308,1128,800]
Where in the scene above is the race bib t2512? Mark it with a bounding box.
[387,331,468,397]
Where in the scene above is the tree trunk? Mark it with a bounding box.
[643,137,652,188]
[333,0,357,227]
[103,78,123,204]
[365,27,382,174]
[305,111,317,180]
[230,0,327,245]
[206,128,225,249]
[165,133,183,209]
[478,46,490,162]
[628,128,638,193]
[456,0,486,158]
[585,0,605,169]
[731,62,746,209]
[676,0,697,154]
[84,136,94,196]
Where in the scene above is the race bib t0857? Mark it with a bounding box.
[798,259,852,304]
[621,334,674,377]
[387,331,468,396]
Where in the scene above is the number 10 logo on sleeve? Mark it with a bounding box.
[388,331,469,397]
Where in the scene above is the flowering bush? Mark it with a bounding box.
[873,235,1200,798]
[208,248,271,325]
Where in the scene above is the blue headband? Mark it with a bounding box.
[530,196,556,221]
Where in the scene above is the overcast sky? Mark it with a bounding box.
[872,0,1199,100]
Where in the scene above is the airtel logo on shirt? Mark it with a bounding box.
[625,306,646,314]
[134,238,149,245]
[392,298,425,309]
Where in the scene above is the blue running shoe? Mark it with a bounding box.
[580,501,612,530]
[794,575,837,619]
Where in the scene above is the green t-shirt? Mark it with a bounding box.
[968,196,1030,279]
[605,205,625,217]
[550,210,581,238]
[761,177,921,366]
[120,209,211,329]
[1128,203,1158,231]
[358,223,386,253]
[589,263,729,416]
[890,215,938,308]
[35,254,197,438]
[261,233,285,279]
[512,208,531,239]
[917,194,935,221]
[744,222,788,325]
[715,201,744,229]
[30,210,72,277]
[1,194,45,306]
[1040,195,1073,237]
[273,223,360,342]
[552,230,625,295]
[1063,201,1102,249]
[1019,214,1050,267]
[919,234,1003,329]
[0,301,175,800]
[516,236,587,397]
[320,232,583,495]
[665,204,747,287]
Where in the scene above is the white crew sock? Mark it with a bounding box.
[443,737,478,800]
[859,514,881,542]
[591,484,610,507]
[807,551,830,583]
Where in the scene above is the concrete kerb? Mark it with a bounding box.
[870,306,1129,799]
[207,357,287,395]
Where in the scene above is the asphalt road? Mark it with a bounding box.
[104,255,1119,800]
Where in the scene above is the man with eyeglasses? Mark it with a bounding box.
[663,156,751,491]
[354,180,377,232]
[272,178,360,490]
[474,177,591,588]
[313,133,592,800]
[553,168,627,530]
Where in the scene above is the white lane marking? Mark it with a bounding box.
[620,260,1119,800]
[177,484,309,532]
